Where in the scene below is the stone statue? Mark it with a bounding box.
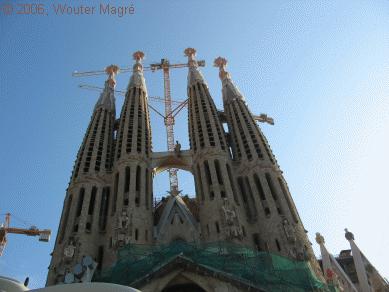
[221,198,242,239]
[64,241,76,258]
[174,140,181,156]
[282,218,296,243]
[118,211,129,229]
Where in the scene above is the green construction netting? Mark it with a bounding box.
[93,241,337,292]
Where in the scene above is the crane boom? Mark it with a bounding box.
[0,213,51,256]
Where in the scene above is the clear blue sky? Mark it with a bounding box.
[0,0,388,288]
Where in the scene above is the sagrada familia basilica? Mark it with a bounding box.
[45,48,388,292]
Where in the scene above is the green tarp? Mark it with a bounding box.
[93,241,337,292]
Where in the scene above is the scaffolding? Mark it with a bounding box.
[93,241,337,291]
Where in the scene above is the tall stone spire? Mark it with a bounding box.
[71,65,118,180]
[185,48,244,243]
[315,233,358,291]
[47,65,118,285]
[110,51,153,259]
[215,56,323,279]
[345,229,372,292]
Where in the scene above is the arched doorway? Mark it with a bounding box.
[162,283,206,292]
[162,274,207,292]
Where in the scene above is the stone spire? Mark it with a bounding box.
[47,65,118,285]
[214,57,244,103]
[184,48,206,87]
[115,51,152,160]
[185,48,244,243]
[345,229,371,292]
[71,65,118,180]
[128,51,147,94]
[315,233,358,291]
[110,51,153,258]
[94,65,118,111]
[216,56,324,280]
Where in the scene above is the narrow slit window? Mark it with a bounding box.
[88,187,97,215]
[111,173,119,215]
[124,167,130,193]
[214,160,224,185]
[275,239,282,251]
[76,188,85,217]
[59,194,72,243]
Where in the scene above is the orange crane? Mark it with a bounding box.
[148,57,205,196]
[73,55,205,197]
[0,213,51,256]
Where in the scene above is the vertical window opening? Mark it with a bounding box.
[227,164,239,205]
[59,194,72,243]
[215,221,220,233]
[275,239,281,251]
[135,228,139,241]
[85,222,91,232]
[278,177,299,223]
[254,174,266,201]
[99,187,110,231]
[204,161,212,185]
[124,167,130,193]
[97,246,104,270]
[145,168,149,209]
[266,173,277,200]
[266,173,284,215]
[253,233,262,251]
[88,187,97,215]
[135,165,141,206]
[76,188,85,217]
[214,160,224,185]
[111,173,119,215]
[196,164,205,201]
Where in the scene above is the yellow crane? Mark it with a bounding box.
[0,213,51,256]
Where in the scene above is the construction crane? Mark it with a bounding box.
[0,213,51,256]
[73,54,205,197]
[148,56,205,196]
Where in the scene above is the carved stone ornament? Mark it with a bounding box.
[282,218,296,243]
[64,242,76,258]
[221,198,243,239]
[118,211,129,229]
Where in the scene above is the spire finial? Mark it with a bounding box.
[214,57,230,80]
[344,228,355,240]
[315,232,325,244]
[105,65,119,88]
[184,48,198,67]
[132,51,145,72]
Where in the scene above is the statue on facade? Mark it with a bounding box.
[282,218,296,243]
[174,140,181,156]
[64,241,76,259]
[221,198,242,239]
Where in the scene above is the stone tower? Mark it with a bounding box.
[46,65,118,285]
[214,57,322,274]
[185,48,244,243]
[108,51,153,254]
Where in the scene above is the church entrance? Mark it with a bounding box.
[162,283,207,292]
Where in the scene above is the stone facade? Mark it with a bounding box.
[47,49,324,289]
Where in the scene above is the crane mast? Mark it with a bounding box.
[163,60,178,195]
